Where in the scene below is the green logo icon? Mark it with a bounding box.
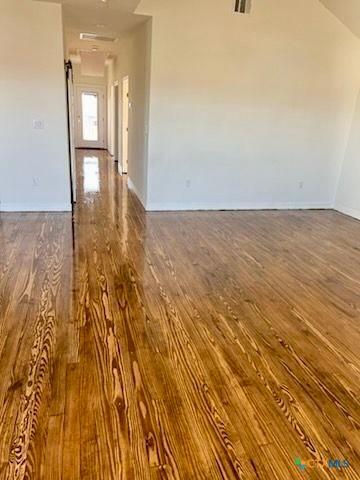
[294,458,306,471]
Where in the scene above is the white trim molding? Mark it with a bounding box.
[145,202,333,212]
[0,203,72,212]
[127,178,146,209]
[335,204,360,221]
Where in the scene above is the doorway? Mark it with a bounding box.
[113,83,119,162]
[122,76,129,174]
[75,85,106,149]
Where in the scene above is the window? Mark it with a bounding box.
[81,92,99,141]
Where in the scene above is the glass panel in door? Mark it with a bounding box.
[82,92,98,142]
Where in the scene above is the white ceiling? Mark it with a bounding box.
[38,0,147,54]
[319,0,360,38]
[36,0,360,59]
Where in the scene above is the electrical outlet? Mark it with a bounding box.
[299,181,304,190]
[33,120,44,130]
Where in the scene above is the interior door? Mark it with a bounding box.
[76,86,106,149]
[122,77,129,173]
[114,84,119,162]
[67,69,77,202]
[65,61,77,204]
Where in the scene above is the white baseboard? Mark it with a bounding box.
[127,178,146,209]
[335,204,360,221]
[0,203,72,212]
[145,201,333,212]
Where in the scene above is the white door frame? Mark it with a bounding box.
[121,76,129,174]
[75,84,106,149]
[67,74,77,202]
[113,81,120,162]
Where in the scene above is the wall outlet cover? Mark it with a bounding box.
[33,120,45,130]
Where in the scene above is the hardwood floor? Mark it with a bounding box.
[0,149,359,479]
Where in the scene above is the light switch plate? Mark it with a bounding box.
[33,120,45,130]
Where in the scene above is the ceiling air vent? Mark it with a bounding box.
[80,33,117,43]
[234,0,251,14]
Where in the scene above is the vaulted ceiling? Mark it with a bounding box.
[319,0,360,38]
[36,0,360,59]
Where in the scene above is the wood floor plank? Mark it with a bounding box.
[0,149,359,479]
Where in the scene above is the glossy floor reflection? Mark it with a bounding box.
[83,156,100,193]
[0,149,360,479]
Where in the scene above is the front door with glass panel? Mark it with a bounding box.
[75,86,106,149]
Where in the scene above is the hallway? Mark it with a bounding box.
[0,150,360,479]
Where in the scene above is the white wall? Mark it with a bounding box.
[0,0,71,212]
[319,0,360,39]
[335,88,360,220]
[72,63,107,87]
[137,0,360,211]
[113,21,152,206]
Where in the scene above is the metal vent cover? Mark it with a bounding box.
[80,33,117,43]
[234,0,251,14]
